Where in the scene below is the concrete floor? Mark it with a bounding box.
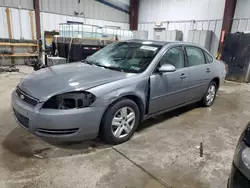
[0,66,250,188]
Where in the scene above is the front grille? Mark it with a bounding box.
[16,87,38,106]
[14,109,29,129]
[37,128,79,135]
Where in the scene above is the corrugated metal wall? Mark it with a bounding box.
[39,0,129,23]
[0,0,129,65]
[0,7,36,39]
[138,0,226,56]
[40,12,129,35]
[234,0,250,18]
[138,19,222,56]
[139,0,225,22]
[0,0,130,40]
[0,0,129,22]
[0,0,34,9]
[232,0,250,33]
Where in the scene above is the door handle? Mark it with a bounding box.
[230,57,235,62]
[206,68,211,73]
[180,73,187,79]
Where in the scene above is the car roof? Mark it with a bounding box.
[125,39,170,46]
[125,39,204,48]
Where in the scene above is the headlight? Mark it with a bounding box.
[42,91,96,109]
[232,122,250,181]
[242,148,250,169]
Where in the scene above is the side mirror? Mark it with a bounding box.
[158,64,176,73]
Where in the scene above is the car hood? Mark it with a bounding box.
[19,62,134,101]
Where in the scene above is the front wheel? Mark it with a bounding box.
[100,99,140,145]
[201,81,217,107]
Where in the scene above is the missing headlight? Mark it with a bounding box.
[43,91,96,109]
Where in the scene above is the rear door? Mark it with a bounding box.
[184,46,213,101]
[148,46,189,114]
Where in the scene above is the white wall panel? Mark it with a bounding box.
[234,0,250,18]
[138,0,150,22]
[119,0,130,5]
[49,0,57,13]
[232,18,250,33]
[0,0,33,9]
[40,12,129,35]
[0,7,8,38]
[42,0,49,12]
[139,0,225,22]
[82,0,90,18]
[94,0,100,19]
[87,0,95,18]
[38,0,129,23]
[149,0,160,22]
[11,8,21,39]
[72,0,79,15]
[10,0,20,8]
[0,5,128,41]
[67,0,74,15]
[0,7,35,40]
[232,0,250,33]
[2,0,12,7]
[20,0,34,10]
[138,19,222,56]
[138,0,225,55]
[78,0,84,14]
[85,18,129,29]
[61,0,68,15]
[21,10,35,39]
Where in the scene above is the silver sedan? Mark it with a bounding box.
[12,40,226,144]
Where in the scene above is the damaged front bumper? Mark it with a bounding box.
[11,91,104,142]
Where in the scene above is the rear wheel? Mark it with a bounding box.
[201,81,217,107]
[100,99,140,145]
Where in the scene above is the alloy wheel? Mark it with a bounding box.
[111,107,135,139]
[206,85,216,105]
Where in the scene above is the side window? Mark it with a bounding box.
[159,47,184,69]
[204,51,213,63]
[186,46,206,66]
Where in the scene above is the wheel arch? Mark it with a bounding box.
[98,94,145,135]
[212,77,220,89]
[122,95,145,122]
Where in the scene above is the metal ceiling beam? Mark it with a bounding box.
[218,0,237,55]
[130,0,139,30]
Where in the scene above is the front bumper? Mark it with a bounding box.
[11,91,105,142]
[228,164,250,188]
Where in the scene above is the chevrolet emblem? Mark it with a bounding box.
[20,94,25,100]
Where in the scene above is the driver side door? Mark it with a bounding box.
[148,46,190,114]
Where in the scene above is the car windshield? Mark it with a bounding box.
[85,42,162,73]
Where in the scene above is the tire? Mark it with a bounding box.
[201,81,217,107]
[100,98,140,145]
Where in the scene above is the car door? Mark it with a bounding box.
[148,46,189,114]
[184,46,213,101]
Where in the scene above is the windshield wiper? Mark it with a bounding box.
[83,60,95,65]
[102,66,125,72]
[84,60,125,72]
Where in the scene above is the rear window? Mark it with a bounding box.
[204,51,213,63]
[185,46,206,66]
